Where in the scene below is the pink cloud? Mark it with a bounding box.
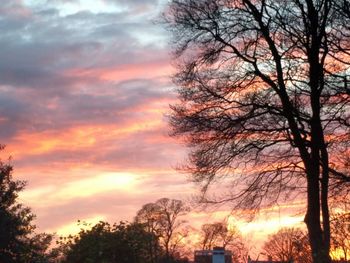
[64,60,173,83]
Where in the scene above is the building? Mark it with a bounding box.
[194,247,232,263]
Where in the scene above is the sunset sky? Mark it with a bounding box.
[0,0,305,252]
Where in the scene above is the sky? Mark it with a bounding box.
[0,0,305,252]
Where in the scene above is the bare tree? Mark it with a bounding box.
[330,210,350,260]
[201,222,226,250]
[163,0,350,262]
[263,227,312,263]
[135,198,190,260]
[199,221,247,262]
[200,222,241,249]
[135,203,163,263]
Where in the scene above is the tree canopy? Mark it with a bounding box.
[60,221,161,263]
[135,198,190,261]
[58,199,190,263]
[164,0,350,262]
[0,151,53,262]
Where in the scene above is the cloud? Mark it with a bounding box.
[0,0,173,138]
[0,0,187,238]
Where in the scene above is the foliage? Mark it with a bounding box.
[60,221,161,263]
[0,153,53,263]
[163,0,350,262]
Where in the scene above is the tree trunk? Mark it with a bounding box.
[321,144,331,263]
[304,162,331,263]
[305,2,332,256]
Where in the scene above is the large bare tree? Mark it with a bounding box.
[164,0,350,262]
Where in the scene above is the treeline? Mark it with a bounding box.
[54,198,191,263]
[51,199,250,263]
[54,221,188,263]
[1,157,349,262]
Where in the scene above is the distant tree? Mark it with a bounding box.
[263,227,312,263]
[0,151,53,263]
[164,0,350,262]
[199,221,247,263]
[200,222,225,250]
[330,211,350,260]
[135,203,164,263]
[156,198,190,259]
[60,221,160,263]
[135,198,190,261]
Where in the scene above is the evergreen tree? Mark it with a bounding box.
[0,150,53,262]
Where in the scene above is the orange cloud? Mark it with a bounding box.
[53,215,107,237]
[7,117,164,160]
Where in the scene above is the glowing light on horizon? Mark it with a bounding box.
[54,215,106,237]
[20,172,139,207]
[62,172,137,198]
[331,247,349,260]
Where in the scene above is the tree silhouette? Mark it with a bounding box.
[263,227,312,263]
[330,210,350,260]
[0,150,53,262]
[60,221,160,263]
[200,222,226,250]
[199,221,247,263]
[135,198,190,261]
[164,0,350,262]
[134,203,164,263]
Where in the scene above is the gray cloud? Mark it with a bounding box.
[0,0,190,235]
[0,0,171,134]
